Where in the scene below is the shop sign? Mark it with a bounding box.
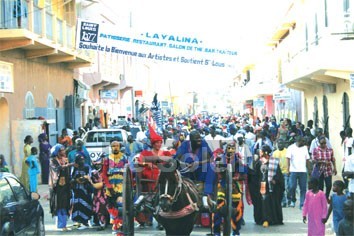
[274,92,291,100]
[253,98,265,108]
[135,90,143,97]
[161,101,169,107]
[274,85,291,100]
[100,90,118,99]
[0,61,14,93]
[350,74,354,91]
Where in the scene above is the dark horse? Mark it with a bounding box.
[156,160,201,236]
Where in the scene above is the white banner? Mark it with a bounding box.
[76,19,238,68]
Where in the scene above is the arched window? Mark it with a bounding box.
[24,92,35,119]
[47,93,55,119]
[313,97,319,128]
[323,95,329,138]
[342,92,350,129]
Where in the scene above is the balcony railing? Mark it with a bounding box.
[0,0,76,50]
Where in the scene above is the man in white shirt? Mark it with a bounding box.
[343,152,354,199]
[204,125,225,152]
[66,122,73,138]
[286,136,311,209]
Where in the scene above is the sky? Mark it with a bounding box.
[98,0,289,93]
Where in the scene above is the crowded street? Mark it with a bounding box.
[37,184,335,235]
[1,0,354,236]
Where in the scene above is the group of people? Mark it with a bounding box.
[1,112,354,236]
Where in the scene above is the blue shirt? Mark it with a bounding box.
[26,155,40,176]
[174,139,215,195]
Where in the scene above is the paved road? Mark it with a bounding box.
[37,184,335,235]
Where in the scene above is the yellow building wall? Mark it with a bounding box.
[0,49,74,121]
[304,79,353,174]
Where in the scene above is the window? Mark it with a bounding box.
[314,97,319,128]
[342,92,350,129]
[343,0,350,12]
[305,23,309,52]
[324,0,328,27]
[6,177,28,202]
[0,179,15,205]
[45,0,52,13]
[323,96,329,138]
[86,131,123,143]
[47,93,55,119]
[25,91,35,119]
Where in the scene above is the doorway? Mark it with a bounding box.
[0,97,11,170]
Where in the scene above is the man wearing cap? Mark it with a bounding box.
[68,139,90,167]
[124,134,143,162]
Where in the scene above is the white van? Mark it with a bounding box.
[82,128,128,162]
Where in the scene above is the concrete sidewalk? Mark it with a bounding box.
[37,184,50,200]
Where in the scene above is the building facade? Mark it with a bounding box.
[236,0,354,172]
[0,0,91,175]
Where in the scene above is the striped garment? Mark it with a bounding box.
[267,158,279,192]
[102,153,127,197]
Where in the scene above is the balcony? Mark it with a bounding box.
[0,0,92,68]
[281,36,353,92]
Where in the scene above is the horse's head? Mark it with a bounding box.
[158,159,181,212]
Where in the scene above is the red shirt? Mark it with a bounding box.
[138,149,173,191]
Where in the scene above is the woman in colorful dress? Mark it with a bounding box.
[49,144,75,231]
[71,153,93,230]
[89,154,109,231]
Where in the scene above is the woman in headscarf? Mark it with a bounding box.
[89,154,109,231]
[71,153,93,230]
[38,133,52,184]
[254,144,284,227]
[49,144,75,231]
[20,135,33,190]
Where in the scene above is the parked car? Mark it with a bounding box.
[82,128,129,162]
[0,172,45,235]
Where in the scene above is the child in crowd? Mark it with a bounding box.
[323,180,347,235]
[0,154,9,172]
[302,178,328,236]
[26,147,40,193]
[337,199,354,236]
